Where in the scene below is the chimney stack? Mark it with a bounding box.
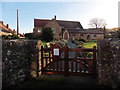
[6,24,9,28]
[0,21,3,25]
[54,15,56,20]
[52,15,56,20]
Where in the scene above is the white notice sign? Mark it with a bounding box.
[53,49,59,56]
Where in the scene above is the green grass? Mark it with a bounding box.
[83,40,97,48]
[41,40,97,48]
[42,41,48,46]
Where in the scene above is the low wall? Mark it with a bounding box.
[2,39,40,88]
[97,39,120,88]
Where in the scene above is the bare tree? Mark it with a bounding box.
[89,18,107,28]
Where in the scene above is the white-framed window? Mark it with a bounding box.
[38,29,41,33]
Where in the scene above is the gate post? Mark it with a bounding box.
[64,45,69,77]
[41,46,44,75]
[93,46,97,76]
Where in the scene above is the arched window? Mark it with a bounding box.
[63,30,69,39]
[87,34,90,39]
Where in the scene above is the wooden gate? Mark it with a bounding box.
[40,43,97,77]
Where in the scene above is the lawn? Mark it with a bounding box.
[41,40,97,48]
[83,40,97,48]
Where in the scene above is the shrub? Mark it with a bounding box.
[24,33,34,39]
[2,35,19,39]
[41,27,54,42]
[11,34,19,39]
[78,39,86,43]
[87,52,93,58]
[71,40,75,43]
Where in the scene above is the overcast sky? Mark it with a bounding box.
[1,0,119,33]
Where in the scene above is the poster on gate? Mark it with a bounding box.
[53,48,59,56]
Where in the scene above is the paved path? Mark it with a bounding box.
[67,40,77,58]
[67,40,77,48]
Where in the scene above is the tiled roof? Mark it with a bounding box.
[68,29,104,34]
[56,20,83,29]
[34,19,51,27]
[84,29,104,34]
[0,21,24,37]
[68,29,84,33]
[0,21,17,35]
[34,18,83,29]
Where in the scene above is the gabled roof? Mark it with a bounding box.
[68,29,84,33]
[56,20,83,29]
[0,21,16,35]
[34,19,51,27]
[84,29,104,34]
[68,29,104,34]
[0,22,14,33]
[34,18,83,29]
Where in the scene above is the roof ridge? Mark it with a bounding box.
[34,18,51,21]
[34,18,80,22]
[57,20,80,22]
